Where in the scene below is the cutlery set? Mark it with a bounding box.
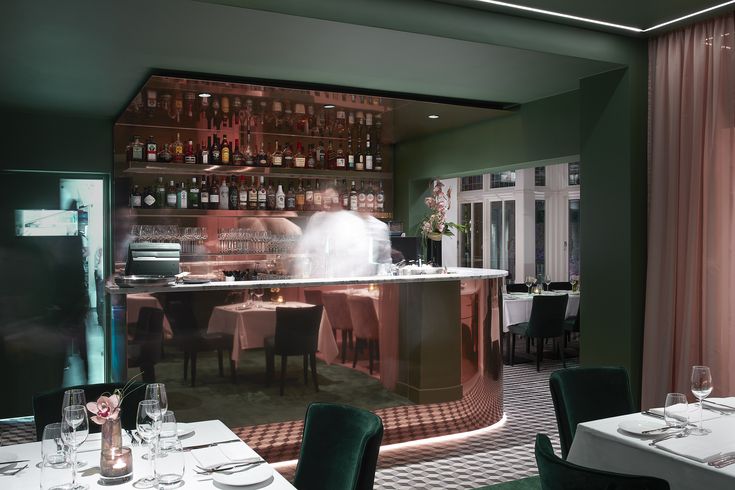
[0,460,29,476]
[709,454,735,468]
[194,459,265,475]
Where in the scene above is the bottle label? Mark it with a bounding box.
[143,195,155,207]
[259,157,268,166]
[366,194,375,209]
[294,157,306,168]
[201,192,209,204]
[185,155,196,164]
[336,157,346,168]
[212,149,221,161]
[131,195,142,207]
[239,191,248,203]
[314,193,322,206]
[273,101,282,112]
[273,156,283,166]
[132,146,144,160]
[202,152,209,164]
[276,194,285,209]
[167,194,176,206]
[210,193,219,203]
[350,195,358,211]
[287,196,296,209]
[147,145,157,161]
[305,191,314,202]
[348,156,354,165]
[178,191,187,208]
[366,156,373,170]
[366,113,373,126]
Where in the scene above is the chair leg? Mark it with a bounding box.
[368,340,374,375]
[191,352,198,387]
[353,338,360,368]
[310,353,319,392]
[280,355,287,396]
[510,334,516,366]
[230,359,237,384]
[348,331,354,349]
[560,336,566,368]
[526,336,531,354]
[303,355,308,385]
[536,337,543,372]
[341,329,348,364]
[217,349,224,377]
[183,351,189,381]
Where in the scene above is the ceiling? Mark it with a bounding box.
[437,0,733,34]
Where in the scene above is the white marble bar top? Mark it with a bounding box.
[106,267,507,295]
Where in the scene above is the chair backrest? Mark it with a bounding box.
[303,289,323,306]
[346,295,380,340]
[549,367,635,459]
[33,382,147,440]
[549,281,573,291]
[571,308,580,332]
[321,292,354,331]
[164,299,198,336]
[535,433,669,490]
[527,295,568,338]
[133,307,164,362]
[294,402,384,490]
[506,283,529,293]
[274,305,323,356]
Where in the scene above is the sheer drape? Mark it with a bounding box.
[643,14,735,408]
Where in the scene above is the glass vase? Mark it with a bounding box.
[99,417,133,484]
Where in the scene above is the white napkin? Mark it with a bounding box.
[649,403,720,422]
[191,442,260,469]
[705,397,735,411]
[657,429,735,463]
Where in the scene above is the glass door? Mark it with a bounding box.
[459,201,483,268]
[489,199,516,282]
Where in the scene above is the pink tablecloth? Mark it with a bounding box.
[127,293,173,339]
[207,301,339,365]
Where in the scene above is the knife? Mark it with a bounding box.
[703,400,735,410]
[183,439,241,451]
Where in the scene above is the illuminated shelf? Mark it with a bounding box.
[124,208,393,220]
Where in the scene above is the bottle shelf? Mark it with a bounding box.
[125,208,393,220]
[122,160,393,180]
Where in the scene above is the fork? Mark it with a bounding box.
[194,460,265,475]
[0,464,28,476]
[649,429,687,446]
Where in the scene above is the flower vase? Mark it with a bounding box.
[99,416,133,484]
[426,231,443,242]
[425,234,443,266]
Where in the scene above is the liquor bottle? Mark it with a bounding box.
[357,181,366,211]
[130,185,142,208]
[326,140,335,169]
[131,135,144,161]
[271,140,283,167]
[365,133,373,171]
[376,181,385,212]
[349,180,358,211]
[247,176,258,210]
[157,143,172,163]
[347,112,355,138]
[335,143,346,169]
[238,176,248,211]
[257,141,268,167]
[221,95,231,127]
[166,180,177,208]
[177,182,188,209]
[146,135,157,162]
[221,134,231,164]
[304,180,314,211]
[293,142,306,168]
[172,132,184,163]
[210,176,221,210]
[269,99,282,132]
[374,141,383,172]
[184,139,196,164]
[228,176,239,210]
[201,137,210,164]
[306,144,316,169]
[188,177,200,209]
[335,110,347,137]
[155,177,166,209]
[275,182,286,210]
[232,138,243,165]
[316,141,325,169]
[286,182,296,210]
[244,130,255,166]
[218,177,229,210]
[211,96,221,129]
[331,179,341,209]
[142,186,156,209]
[282,100,293,132]
[355,137,364,171]
[341,179,350,209]
[347,135,355,170]
[365,181,375,212]
[295,179,306,211]
[266,180,276,210]
[307,105,317,135]
[294,103,307,134]
[211,134,221,164]
[200,176,209,208]
[283,142,294,168]
[257,176,267,210]
[313,180,323,211]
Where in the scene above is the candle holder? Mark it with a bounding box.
[99,418,133,485]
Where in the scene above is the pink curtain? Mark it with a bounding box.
[643,14,735,408]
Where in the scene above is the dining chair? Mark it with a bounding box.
[535,433,669,489]
[548,281,573,291]
[321,291,354,364]
[264,305,323,396]
[164,298,235,387]
[508,295,568,371]
[293,402,383,490]
[549,366,635,459]
[346,295,380,375]
[563,308,580,352]
[505,283,529,293]
[33,382,146,440]
[127,306,164,383]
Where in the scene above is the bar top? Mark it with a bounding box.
[106,267,507,295]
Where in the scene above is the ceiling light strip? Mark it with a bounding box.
[643,0,735,32]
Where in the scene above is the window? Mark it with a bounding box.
[460,175,483,191]
[568,199,581,277]
[534,167,546,186]
[459,202,483,268]
[568,162,580,186]
[490,200,516,282]
[490,171,516,188]
[535,200,545,277]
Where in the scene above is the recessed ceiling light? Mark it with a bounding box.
[198,93,211,98]
[428,114,440,119]
[323,104,336,109]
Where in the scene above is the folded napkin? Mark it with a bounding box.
[649,403,720,422]
[191,442,259,469]
[705,397,735,411]
[657,428,735,463]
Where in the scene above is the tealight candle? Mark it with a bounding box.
[276,295,284,303]
[100,446,133,484]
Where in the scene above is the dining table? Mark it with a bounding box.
[502,291,580,333]
[126,293,173,340]
[567,399,735,490]
[207,301,339,365]
[0,419,295,489]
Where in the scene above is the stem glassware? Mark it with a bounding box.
[145,383,168,418]
[690,365,713,435]
[61,405,89,490]
[524,276,533,294]
[544,275,551,292]
[135,400,162,488]
[253,287,265,308]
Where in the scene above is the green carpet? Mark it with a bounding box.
[145,349,411,428]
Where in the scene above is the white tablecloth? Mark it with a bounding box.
[127,293,173,340]
[207,301,339,365]
[502,292,580,332]
[0,419,294,489]
[568,412,735,490]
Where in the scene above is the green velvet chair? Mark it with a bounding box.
[549,367,635,459]
[293,402,383,490]
[473,476,541,489]
[508,294,568,371]
[535,433,669,489]
[33,382,146,440]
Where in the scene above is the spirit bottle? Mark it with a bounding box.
[355,137,364,171]
[177,182,188,209]
[376,181,385,212]
[349,181,358,211]
[304,180,314,211]
[266,180,276,210]
[172,132,184,163]
[335,143,346,169]
[282,142,293,168]
[188,177,200,209]
[146,135,157,162]
[347,135,355,170]
[142,186,156,209]
[331,179,341,209]
[357,181,366,211]
[200,176,209,208]
[295,179,306,211]
[228,176,239,210]
[374,141,383,171]
[341,179,350,209]
[166,180,177,208]
[313,180,323,211]
[184,140,196,164]
[275,182,286,210]
[209,176,221,210]
[286,183,296,210]
[248,176,258,210]
[201,137,210,164]
[335,110,347,137]
[211,134,221,164]
[257,141,268,167]
[271,141,283,167]
[365,133,373,171]
[232,138,244,165]
[294,103,307,134]
[238,176,248,210]
[316,141,325,169]
[365,181,375,212]
[131,135,144,161]
[293,142,306,168]
[307,105,317,135]
[218,177,229,210]
[130,185,142,208]
[155,177,166,209]
[257,176,267,210]
[268,99,282,132]
[221,134,231,164]
[326,140,335,169]
[306,144,316,169]
[244,129,255,166]
[221,95,231,127]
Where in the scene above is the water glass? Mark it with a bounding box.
[690,365,713,435]
[41,455,70,490]
[664,393,688,429]
[160,410,178,443]
[135,400,162,488]
[156,439,186,488]
[41,423,67,468]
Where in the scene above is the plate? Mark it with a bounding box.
[176,423,195,438]
[182,278,210,285]
[212,464,273,486]
[618,419,667,435]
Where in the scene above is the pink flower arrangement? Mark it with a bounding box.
[419,180,465,238]
[87,395,121,425]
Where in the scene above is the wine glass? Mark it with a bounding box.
[145,383,168,418]
[690,366,713,435]
[61,405,89,490]
[544,275,551,292]
[524,275,533,294]
[62,389,87,468]
[253,287,265,308]
[569,275,579,292]
[664,393,689,430]
[136,400,162,488]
